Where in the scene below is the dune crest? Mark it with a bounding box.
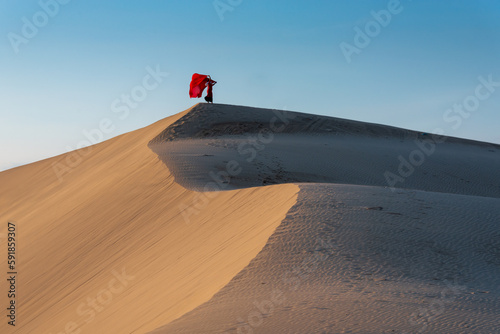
[0,104,298,334]
[149,103,500,198]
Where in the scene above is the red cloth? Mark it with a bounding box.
[189,73,209,98]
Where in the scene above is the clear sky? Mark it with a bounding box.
[1,0,499,171]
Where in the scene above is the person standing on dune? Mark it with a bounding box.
[189,73,217,103]
[204,76,217,103]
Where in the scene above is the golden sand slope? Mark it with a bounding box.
[0,104,298,334]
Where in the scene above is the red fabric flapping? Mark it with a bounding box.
[189,73,209,98]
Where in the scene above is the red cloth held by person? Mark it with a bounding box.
[189,73,209,98]
[189,73,217,103]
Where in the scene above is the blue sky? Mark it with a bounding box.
[1,0,499,171]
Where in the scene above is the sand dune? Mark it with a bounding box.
[147,104,499,333]
[149,104,500,198]
[153,184,500,333]
[1,103,499,333]
[0,105,297,334]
